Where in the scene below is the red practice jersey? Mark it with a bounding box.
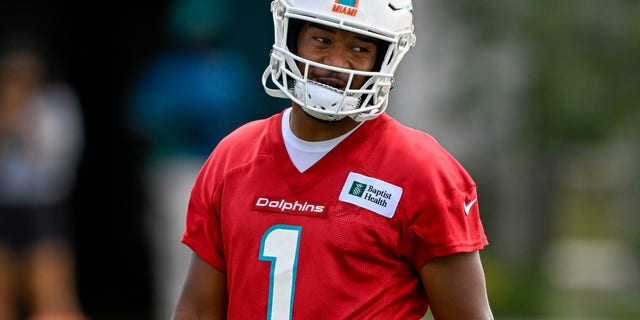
[183,110,488,319]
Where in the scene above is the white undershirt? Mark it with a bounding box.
[282,108,360,173]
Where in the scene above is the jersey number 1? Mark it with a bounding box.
[259,224,302,320]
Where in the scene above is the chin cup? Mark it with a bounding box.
[293,80,361,121]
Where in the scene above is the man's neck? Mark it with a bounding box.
[289,104,360,142]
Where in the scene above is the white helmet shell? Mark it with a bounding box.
[262,0,416,122]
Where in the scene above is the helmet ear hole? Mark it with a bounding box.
[286,19,304,55]
[373,41,390,73]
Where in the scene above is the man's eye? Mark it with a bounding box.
[353,46,372,53]
[314,37,330,45]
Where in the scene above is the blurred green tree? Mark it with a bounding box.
[434,1,640,318]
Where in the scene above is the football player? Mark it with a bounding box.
[172,0,494,319]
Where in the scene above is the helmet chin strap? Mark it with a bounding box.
[293,80,361,122]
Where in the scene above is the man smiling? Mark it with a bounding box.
[172,1,494,319]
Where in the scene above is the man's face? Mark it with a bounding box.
[296,22,379,91]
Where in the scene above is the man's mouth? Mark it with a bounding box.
[311,72,348,91]
[317,78,346,90]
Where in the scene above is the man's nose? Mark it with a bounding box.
[323,45,350,69]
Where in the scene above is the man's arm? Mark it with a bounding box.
[172,253,228,320]
[420,251,494,320]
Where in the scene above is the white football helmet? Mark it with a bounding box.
[262,0,416,122]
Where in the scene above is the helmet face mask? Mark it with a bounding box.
[262,0,416,122]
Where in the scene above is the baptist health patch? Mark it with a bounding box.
[339,172,403,218]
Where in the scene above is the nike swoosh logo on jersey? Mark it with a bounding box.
[464,198,478,215]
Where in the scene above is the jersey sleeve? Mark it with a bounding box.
[180,116,274,273]
[181,154,227,273]
[408,186,488,269]
[399,150,489,270]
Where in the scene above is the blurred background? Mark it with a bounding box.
[0,0,638,319]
